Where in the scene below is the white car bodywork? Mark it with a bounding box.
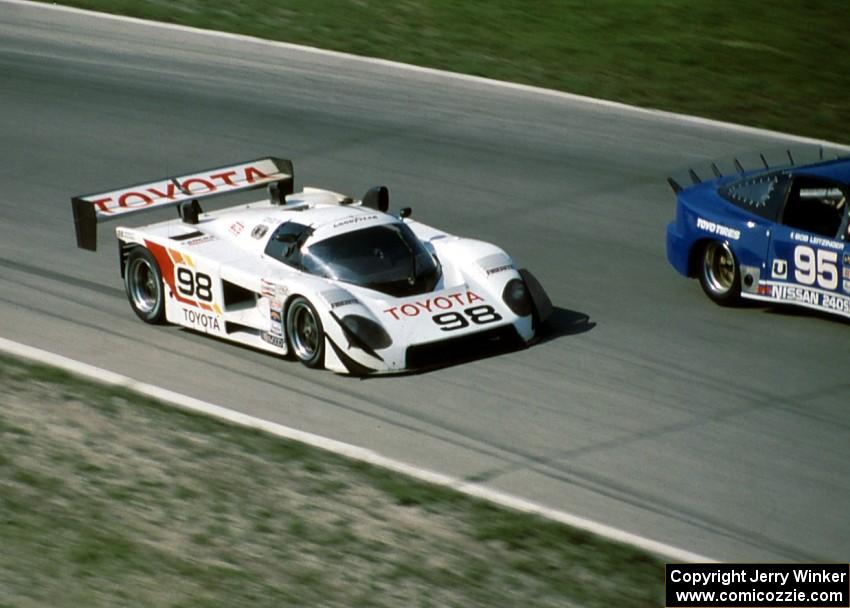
[72,158,551,374]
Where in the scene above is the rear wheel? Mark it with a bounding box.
[286,297,324,368]
[125,247,166,323]
[698,241,741,306]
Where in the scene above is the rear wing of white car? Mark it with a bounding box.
[71,157,293,250]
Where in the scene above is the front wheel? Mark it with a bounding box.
[286,297,325,368]
[124,247,166,323]
[698,241,741,306]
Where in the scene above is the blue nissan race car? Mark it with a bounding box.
[666,148,850,318]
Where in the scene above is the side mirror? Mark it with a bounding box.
[362,186,389,212]
[399,207,412,219]
[273,232,298,256]
[275,233,298,243]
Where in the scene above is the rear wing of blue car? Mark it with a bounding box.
[71,157,294,250]
[666,145,848,194]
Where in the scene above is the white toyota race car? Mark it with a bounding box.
[72,157,552,375]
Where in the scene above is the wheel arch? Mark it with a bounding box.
[119,240,137,279]
[123,245,167,324]
[280,292,303,348]
[282,293,327,368]
[687,238,714,278]
[282,291,313,322]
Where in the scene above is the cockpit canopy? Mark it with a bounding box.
[265,221,441,297]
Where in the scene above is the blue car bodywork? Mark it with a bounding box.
[666,149,850,318]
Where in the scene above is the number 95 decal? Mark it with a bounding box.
[794,245,838,290]
[433,305,502,331]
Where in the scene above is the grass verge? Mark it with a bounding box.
[40,0,850,143]
[0,354,662,607]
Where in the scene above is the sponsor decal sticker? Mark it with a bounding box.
[696,217,741,240]
[182,308,221,331]
[331,298,358,309]
[477,253,514,276]
[270,308,282,325]
[811,236,843,250]
[229,221,245,236]
[320,289,358,309]
[383,290,485,320]
[261,332,286,349]
[486,264,514,276]
[791,232,843,250]
[186,234,217,246]
[332,214,378,229]
[823,293,850,313]
[86,162,275,216]
[251,224,269,239]
[268,299,284,336]
[844,280,850,293]
[768,284,850,314]
[770,284,819,305]
[260,279,288,299]
[771,259,788,279]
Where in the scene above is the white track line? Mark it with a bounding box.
[4,0,849,150]
[0,336,714,563]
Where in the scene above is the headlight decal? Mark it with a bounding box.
[332,312,392,360]
[501,278,533,317]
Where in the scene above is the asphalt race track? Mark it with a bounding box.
[2,2,848,562]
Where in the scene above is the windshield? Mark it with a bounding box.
[301,223,441,297]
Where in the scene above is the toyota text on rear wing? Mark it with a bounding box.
[71,157,293,250]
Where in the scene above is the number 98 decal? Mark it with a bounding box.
[175,266,214,302]
[433,305,502,331]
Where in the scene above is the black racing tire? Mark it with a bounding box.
[124,247,166,324]
[286,296,325,368]
[697,241,741,306]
